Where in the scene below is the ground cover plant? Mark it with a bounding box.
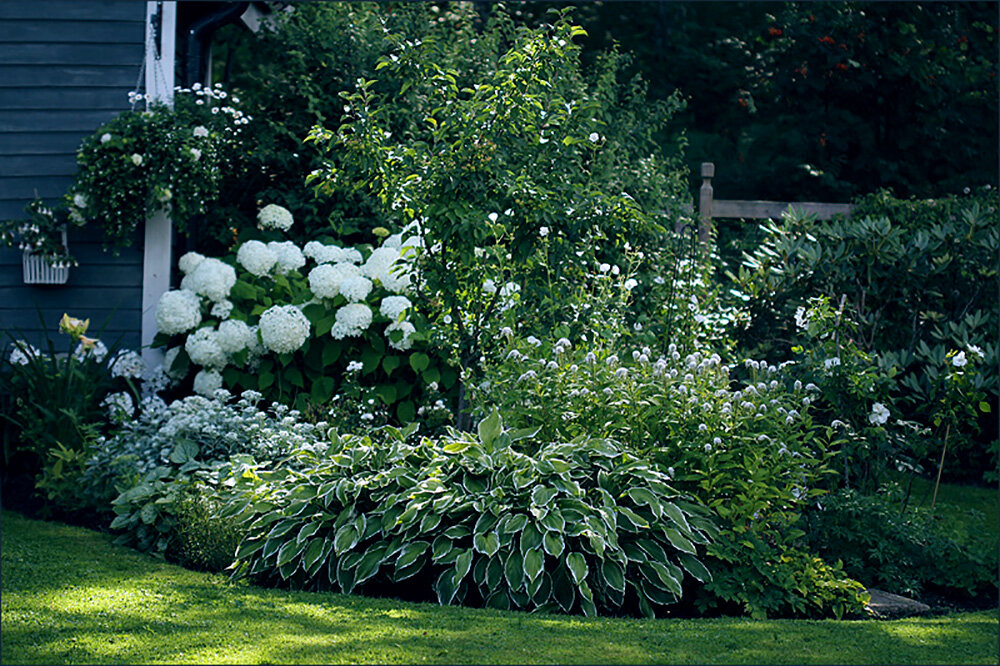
[3,509,998,666]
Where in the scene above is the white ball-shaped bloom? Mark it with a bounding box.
[73,339,108,362]
[237,240,277,277]
[216,319,253,354]
[185,327,227,370]
[211,299,234,320]
[180,257,237,302]
[385,320,416,351]
[340,275,373,302]
[330,303,373,339]
[382,233,403,250]
[303,241,349,265]
[267,241,306,275]
[193,369,223,396]
[379,295,412,321]
[257,203,293,231]
[258,304,310,354]
[178,251,206,275]
[308,262,362,299]
[340,247,363,264]
[109,349,145,378]
[363,247,401,280]
[156,289,202,335]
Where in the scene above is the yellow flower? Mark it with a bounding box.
[59,313,90,339]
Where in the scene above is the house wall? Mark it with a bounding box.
[0,0,146,351]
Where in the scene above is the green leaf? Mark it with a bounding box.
[531,486,557,507]
[333,523,359,555]
[409,352,430,373]
[258,371,275,390]
[663,528,697,555]
[505,549,524,590]
[396,400,416,423]
[552,567,575,612]
[542,531,564,558]
[435,568,458,605]
[477,410,503,448]
[354,544,387,585]
[519,523,542,553]
[382,355,401,375]
[979,401,991,413]
[566,552,588,585]
[523,548,544,582]
[234,538,265,561]
[678,553,712,583]
[453,548,473,582]
[275,539,305,569]
[503,514,528,534]
[602,560,626,594]
[301,539,328,575]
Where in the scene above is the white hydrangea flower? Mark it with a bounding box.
[178,251,206,275]
[346,360,364,373]
[185,327,227,369]
[382,233,403,250]
[211,299,234,320]
[303,241,351,265]
[330,303,373,339]
[217,319,253,354]
[363,247,400,280]
[339,275,373,302]
[379,295,412,321]
[109,349,145,378]
[267,241,306,275]
[193,368,223,396]
[237,240,277,277]
[340,247,363,264]
[73,339,108,362]
[308,262,361,299]
[259,304,310,353]
[385,320,416,351]
[180,257,237,302]
[257,204,294,231]
[103,391,134,422]
[156,289,202,335]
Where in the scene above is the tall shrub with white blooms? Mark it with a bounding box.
[153,206,450,420]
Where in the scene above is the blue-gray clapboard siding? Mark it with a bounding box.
[0,0,146,351]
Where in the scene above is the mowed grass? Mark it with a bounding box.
[890,472,999,551]
[2,509,997,665]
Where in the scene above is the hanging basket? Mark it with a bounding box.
[22,228,70,285]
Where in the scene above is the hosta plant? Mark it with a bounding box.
[224,412,718,618]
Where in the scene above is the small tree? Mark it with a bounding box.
[308,8,689,428]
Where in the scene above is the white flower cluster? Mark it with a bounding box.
[268,241,306,275]
[257,204,294,231]
[109,349,145,379]
[380,295,412,321]
[181,257,237,302]
[303,241,362,265]
[82,390,327,498]
[155,289,202,335]
[8,340,39,365]
[259,305,310,354]
[237,240,277,277]
[73,339,108,362]
[102,391,134,422]
[331,303,373,339]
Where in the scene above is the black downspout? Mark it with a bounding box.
[183,2,249,87]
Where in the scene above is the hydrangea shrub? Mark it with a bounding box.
[154,206,454,420]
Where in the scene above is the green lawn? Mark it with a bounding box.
[890,472,998,550]
[2,510,997,665]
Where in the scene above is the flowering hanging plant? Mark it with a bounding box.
[0,199,76,267]
[66,84,250,252]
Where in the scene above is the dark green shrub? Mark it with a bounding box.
[173,483,244,572]
[729,192,999,482]
[698,530,869,619]
[226,414,717,618]
[802,488,999,601]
